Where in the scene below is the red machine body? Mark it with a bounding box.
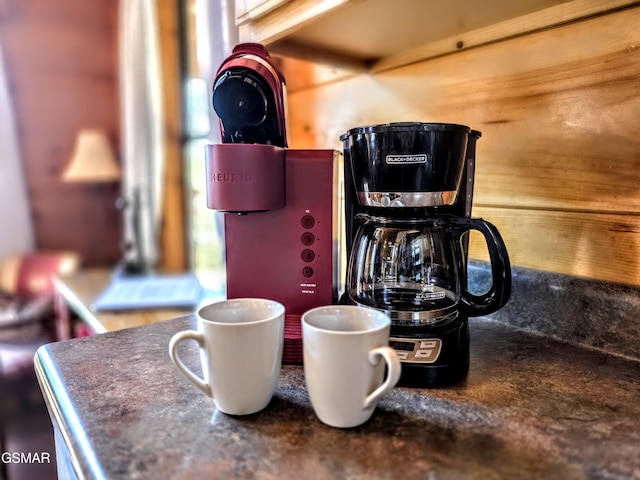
[205,144,344,363]
[207,43,343,362]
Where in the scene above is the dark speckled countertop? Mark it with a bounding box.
[35,308,640,480]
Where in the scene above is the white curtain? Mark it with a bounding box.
[0,44,34,257]
[118,0,164,271]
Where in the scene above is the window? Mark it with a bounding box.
[181,0,235,290]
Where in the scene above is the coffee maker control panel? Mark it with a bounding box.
[222,149,344,315]
[389,338,442,363]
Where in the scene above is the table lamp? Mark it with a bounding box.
[61,129,121,268]
[62,130,121,183]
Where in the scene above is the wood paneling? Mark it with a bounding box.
[286,6,640,286]
[0,0,188,271]
[469,207,640,285]
[0,0,120,267]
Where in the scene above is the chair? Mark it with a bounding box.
[0,251,80,479]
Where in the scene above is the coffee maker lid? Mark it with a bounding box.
[340,122,471,140]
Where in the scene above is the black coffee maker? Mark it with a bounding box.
[341,122,511,388]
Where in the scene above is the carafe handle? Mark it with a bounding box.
[449,217,512,317]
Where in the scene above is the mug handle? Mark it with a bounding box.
[168,330,213,397]
[363,346,401,409]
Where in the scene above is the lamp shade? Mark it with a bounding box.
[62,129,121,182]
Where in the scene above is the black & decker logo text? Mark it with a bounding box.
[385,154,427,165]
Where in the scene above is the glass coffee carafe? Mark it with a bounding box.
[347,214,511,325]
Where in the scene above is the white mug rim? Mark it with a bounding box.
[302,305,390,335]
[198,298,285,326]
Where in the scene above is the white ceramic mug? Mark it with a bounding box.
[169,298,284,415]
[302,305,401,428]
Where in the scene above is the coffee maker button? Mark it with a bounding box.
[301,249,316,263]
[302,267,314,278]
[415,350,434,359]
[301,232,315,246]
[301,215,315,229]
[420,340,439,349]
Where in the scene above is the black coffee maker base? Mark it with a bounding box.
[397,357,469,388]
[392,316,470,388]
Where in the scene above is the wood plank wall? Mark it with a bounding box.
[0,0,121,267]
[285,6,640,287]
[1,0,187,271]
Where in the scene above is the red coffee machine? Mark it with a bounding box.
[205,44,344,363]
